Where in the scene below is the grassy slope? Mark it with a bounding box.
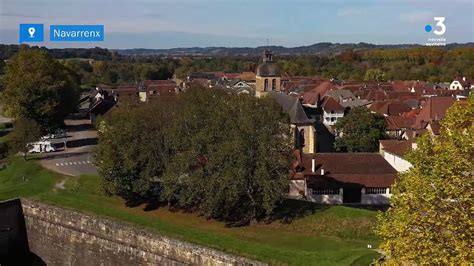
[0,157,380,265]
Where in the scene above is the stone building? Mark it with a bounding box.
[255,49,281,98]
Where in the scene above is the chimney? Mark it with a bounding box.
[321,168,325,175]
[311,159,316,173]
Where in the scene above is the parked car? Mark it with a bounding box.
[40,129,67,140]
[54,129,67,139]
[28,141,57,153]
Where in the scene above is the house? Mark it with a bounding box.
[269,92,316,154]
[221,79,255,94]
[239,72,256,82]
[369,101,412,117]
[424,120,441,136]
[290,153,398,204]
[384,116,415,139]
[321,97,345,126]
[379,140,413,172]
[138,80,178,102]
[413,96,455,129]
[450,77,473,90]
[302,81,335,107]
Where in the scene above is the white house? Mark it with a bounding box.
[450,77,473,90]
[321,97,345,126]
[379,140,414,172]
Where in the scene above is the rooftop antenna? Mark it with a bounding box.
[266,38,269,47]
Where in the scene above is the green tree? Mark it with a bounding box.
[1,47,80,131]
[334,107,387,152]
[95,102,176,206]
[162,88,291,224]
[96,86,291,225]
[376,95,473,264]
[364,68,386,81]
[9,118,42,160]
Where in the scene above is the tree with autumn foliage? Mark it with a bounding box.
[376,95,473,264]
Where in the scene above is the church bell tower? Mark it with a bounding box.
[255,49,281,98]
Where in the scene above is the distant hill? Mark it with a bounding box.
[114,42,474,57]
[0,43,472,60]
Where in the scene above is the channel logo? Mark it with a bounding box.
[424,17,446,35]
[19,24,44,43]
[424,17,447,46]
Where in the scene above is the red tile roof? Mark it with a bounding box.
[380,139,412,157]
[321,96,345,112]
[385,116,415,130]
[239,72,256,81]
[414,96,455,127]
[301,153,397,187]
[224,73,240,79]
[369,101,412,116]
[453,76,473,87]
[302,81,335,105]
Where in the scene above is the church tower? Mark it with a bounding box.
[255,49,281,98]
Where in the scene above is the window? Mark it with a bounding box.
[264,79,269,91]
[331,117,335,122]
[272,79,276,90]
[312,188,339,195]
[365,187,388,194]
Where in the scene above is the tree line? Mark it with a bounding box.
[95,87,292,225]
[2,45,473,87]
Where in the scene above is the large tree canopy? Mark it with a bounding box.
[333,107,387,152]
[376,95,473,264]
[1,47,80,131]
[95,88,292,224]
[95,101,176,204]
[162,88,291,224]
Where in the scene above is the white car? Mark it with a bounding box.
[40,129,67,140]
[28,141,57,153]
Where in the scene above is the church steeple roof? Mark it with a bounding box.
[256,49,280,77]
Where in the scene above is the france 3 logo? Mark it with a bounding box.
[424,17,446,46]
[424,17,446,36]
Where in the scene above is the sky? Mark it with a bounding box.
[0,0,473,49]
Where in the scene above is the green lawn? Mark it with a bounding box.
[0,157,381,265]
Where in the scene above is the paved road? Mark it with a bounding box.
[40,152,98,176]
[38,119,99,176]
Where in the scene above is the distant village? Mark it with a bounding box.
[89,49,472,205]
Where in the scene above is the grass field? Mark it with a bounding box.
[0,156,381,265]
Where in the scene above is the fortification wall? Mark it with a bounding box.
[21,199,263,266]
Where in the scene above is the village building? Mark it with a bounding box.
[290,153,397,204]
[379,140,414,172]
[321,97,345,126]
[138,80,178,102]
[449,77,473,90]
[384,116,415,139]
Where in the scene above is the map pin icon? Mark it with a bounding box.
[28,27,35,38]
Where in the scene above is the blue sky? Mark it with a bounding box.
[0,0,473,48]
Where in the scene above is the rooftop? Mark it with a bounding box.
[301,153,398,187]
